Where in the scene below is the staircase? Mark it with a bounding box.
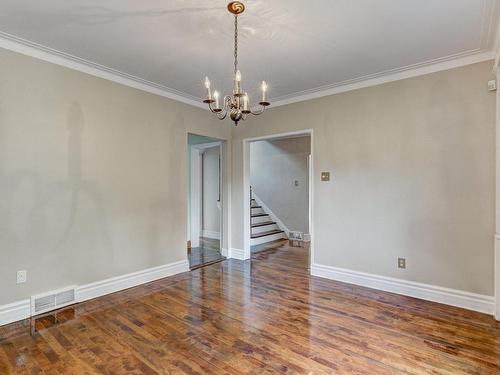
[250,190,286,246]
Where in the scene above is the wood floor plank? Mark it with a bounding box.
[0,240,498,374]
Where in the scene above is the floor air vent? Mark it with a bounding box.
[30,286,77,316]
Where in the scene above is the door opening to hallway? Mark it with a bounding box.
[187,133,225,270]
[248,134,312,267]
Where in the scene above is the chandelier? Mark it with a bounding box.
[203,1,270,126]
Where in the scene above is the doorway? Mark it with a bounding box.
[242,130,313,268]
[187,134,225,270]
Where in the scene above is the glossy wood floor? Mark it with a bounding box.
[188,237,225,270]
[1,240,499,374]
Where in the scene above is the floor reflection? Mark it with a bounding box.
[188,237,225,270]
[1,240,498,374]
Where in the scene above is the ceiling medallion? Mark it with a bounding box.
[203,1,270,126]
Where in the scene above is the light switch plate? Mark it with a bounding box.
[398,258,406,269]
[321,172,330,181]
[488,79,497,91]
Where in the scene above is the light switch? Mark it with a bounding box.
[321,172,330,181]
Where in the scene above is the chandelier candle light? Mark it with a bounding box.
[203,1,270,125]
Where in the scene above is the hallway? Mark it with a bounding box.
[0,241,498,373]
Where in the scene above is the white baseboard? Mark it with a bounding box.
[0,299,30,326]
[221,248,229,257]
[76,260,189,302]
[250,232,287,246]
[311,263,495,315]
[201,230,221,240]
[229,248,246,260]
[0,259,189,327]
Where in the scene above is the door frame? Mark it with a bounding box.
[241,129,314,267]
[190,141,223,249]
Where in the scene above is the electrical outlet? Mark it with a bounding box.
[397,258,406,269]
[16,270,27,284]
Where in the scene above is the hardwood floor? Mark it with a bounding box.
[1,240,499,374]
[188,237,225,270]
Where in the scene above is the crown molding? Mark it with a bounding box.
[494,19,500,68]
[0,31,496,111]
[0,31,206,109]
[269,49,495,109]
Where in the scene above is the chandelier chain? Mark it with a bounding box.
[234,15,238,74]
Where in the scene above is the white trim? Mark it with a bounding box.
[76,260,189,303]
[250,232,286,246]
[221,248,229,257]
[311,264,495,315]
[495,236,500,320]
[493,0,500,68]
[0,31,497,111]
[0,300,30,326]
[202,230,221,240]
[243,129,314,268]
[190,141,223,249]
[270,51,495,109]
[243,141,252,260]
[0,259,190,327]
[190,147,202,248]
[252,192,290,237]
[495,67,500,320]
[0,32,205,109]
[193,141,222,150]
[229,248,246,260]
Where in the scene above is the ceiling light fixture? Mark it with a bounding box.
[203,1,270,126]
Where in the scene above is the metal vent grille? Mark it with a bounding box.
[289,231,304,240]
[31,286,76,316]
[56,289,75,306]
[34,295,55,314]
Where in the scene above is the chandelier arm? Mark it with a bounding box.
[208,102,219,113]
[224,95,233,108]
[250,105,266,116]
[216,111,228,120]
[208,102,228,119]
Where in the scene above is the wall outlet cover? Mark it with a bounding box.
[17,270,27,284]
[321,172,330,181]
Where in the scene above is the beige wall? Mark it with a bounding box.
[250,137,310,234]
[232,61,496,296]
[0,48,230,305]
[0,47,496,306]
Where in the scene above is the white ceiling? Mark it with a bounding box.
[0,0,498,106]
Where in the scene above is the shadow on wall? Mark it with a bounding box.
[52,103,111,259]
[1,102,111,285]
[147,112,187,265]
